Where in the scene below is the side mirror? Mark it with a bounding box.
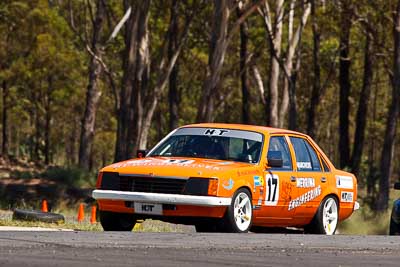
[267,151,283,168]
[137,149,147,158]
[394,182,400,190]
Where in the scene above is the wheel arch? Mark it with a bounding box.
[321,193,340,213]
[235,185,253,199]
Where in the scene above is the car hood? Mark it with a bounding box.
[101,157,257,178]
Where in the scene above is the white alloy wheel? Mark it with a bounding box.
[322,197,338,235]
[233,192,252,231]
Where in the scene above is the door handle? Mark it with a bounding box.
[290,176,296,182]
[321,177,327,183]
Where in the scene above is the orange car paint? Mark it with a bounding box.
[95,123,358,228]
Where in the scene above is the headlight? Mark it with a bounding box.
[183,178,219,196]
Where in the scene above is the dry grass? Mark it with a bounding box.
[0,208,194,232]
[338,188,400,235]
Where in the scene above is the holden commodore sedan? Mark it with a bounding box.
[92,123,359,234]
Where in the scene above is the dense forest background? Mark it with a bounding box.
[1,0,400,212]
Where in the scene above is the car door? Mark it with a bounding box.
[258,135,296,223]
[288,136,326,219]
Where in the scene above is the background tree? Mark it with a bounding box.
[1,0,400,212]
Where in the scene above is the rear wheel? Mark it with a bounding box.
[99,211,136,231]
[305,196,338,235]
[221,188,252,233]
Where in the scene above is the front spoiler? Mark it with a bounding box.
[92,189,232,207]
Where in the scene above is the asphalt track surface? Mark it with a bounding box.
[0,232,399,267]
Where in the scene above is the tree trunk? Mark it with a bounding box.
[127,1,151,154]
[1,81,8,158]
[286,1,310,130]
[116,0,155,158]
[306,0,321,138]
[266,0,284,127]
[279,0,295,128]
[78,0,105,169]
[376,1,400,211]
[44,75,53,165]
[115,0,151,161]
[238,2,251,124]
[288,54,301,130]
[137,16,192,149]
[196,0,231,123]
[351,30,374,177]
[34,97,41,162]
[168,0,180,131]
[338,1,352,169]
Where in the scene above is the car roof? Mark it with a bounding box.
[181,123,308,137]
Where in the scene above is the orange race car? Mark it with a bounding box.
[92,123,359,234]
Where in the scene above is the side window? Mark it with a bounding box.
[290,137,322,172]
[267,136,292,170]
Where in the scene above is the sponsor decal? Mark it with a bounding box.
[237,170,261,177]
[341,191,354,202]
[264,174,279,206]
[253,205,261,210]
[288,185,321,211]
[253,176,264,187]
[296,178,315,188]
[204,129,230,136]
[297,162,312,169]
[336,175,353,189]
[222,178,234,190]
[114,159,221,170]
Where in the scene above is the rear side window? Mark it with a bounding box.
[321,157,331,172]
[267,136,292,170]
[290,137,322,172]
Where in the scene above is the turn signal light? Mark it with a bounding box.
[208,178,219,196]
[95,172,103,189]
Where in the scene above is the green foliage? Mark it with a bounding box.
[0,0,399,217]
[41,166,96,188]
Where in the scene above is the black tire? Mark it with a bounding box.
[305,196,339,235]
[220,188,253,233]
[99,211,136,231]
[13,209,65,224]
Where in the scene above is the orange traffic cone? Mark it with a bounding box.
[77,203,85,222]
[90,205,97,224]
[41,199,48,212]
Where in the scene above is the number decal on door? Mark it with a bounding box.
[264,174,279,206]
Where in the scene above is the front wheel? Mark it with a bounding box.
[221,188,253,233]
[305,196,338,235]
[100,211,136,231]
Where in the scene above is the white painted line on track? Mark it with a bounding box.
[0,226,73,231]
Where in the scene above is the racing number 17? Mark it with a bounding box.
[264,174,279,206]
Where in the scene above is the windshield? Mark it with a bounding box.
[148,127,263,164]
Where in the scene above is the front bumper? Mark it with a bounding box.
[92,189,232,207]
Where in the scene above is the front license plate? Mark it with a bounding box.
[134,202,163,215]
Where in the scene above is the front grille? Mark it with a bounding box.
[120,176,186,194]
[100,172,209,196]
